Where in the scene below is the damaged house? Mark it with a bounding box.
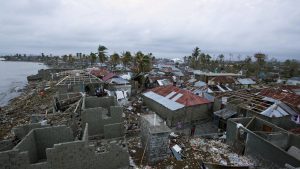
[142,85,213,127]
[227,117,300,168]
[0,95,130,169]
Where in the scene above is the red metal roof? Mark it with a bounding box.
[210,76,235,84]
[259,88,300,112]
[102,72,117,81]
[150,85,211,106]
[90,68,110,78]
[289,128,300,135]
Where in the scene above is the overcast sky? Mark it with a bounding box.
[0,0,300,60]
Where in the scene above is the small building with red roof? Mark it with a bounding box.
[142,85,213,127]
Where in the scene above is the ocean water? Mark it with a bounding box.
[0,59,47,106]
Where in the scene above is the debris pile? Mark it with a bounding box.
[190,137,254,166]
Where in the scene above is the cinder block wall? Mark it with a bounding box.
[103,123,124,139]
[14,130,38,163]
[0,149,30,169]
[245,131,300,167]
[82,96,116,110]
[13,126,73,164]
[227,117,300,168]
[81,98,124,138]
[12,123,43,140]
[82,107,107,136]
[140,116,170,164]
[46,139,129,169]
[34,126,73,160]
[0,124,129,169]
[143,96,211,127]
[0,140,14,151]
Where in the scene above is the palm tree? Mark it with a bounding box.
[98,45,107,65]
[121,51,132,70]
[218,54,225,70]
[205,54,211,70]
[110,53,120,69]
[254,53,267,77]
[199,53,206,69]
[192,47,200,60]
[90,52,97,65]
[191,47,200,68]
[134,51,151,73]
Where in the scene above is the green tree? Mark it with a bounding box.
[90,52,97,65]
[254,53,267,76]
[218,54,225,70]
[110,53,120,69]
[62,55,68,62]
[283,59,300,78]
[190,47,201,68]
[134,51,151,73]
[68,54,74,64]
[121,51,132,69]
[98,45,107,64]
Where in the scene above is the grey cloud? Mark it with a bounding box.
[0,0,300,60]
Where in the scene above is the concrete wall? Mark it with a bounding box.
[13,126,73,163]
[34,126,73,160]
[245,131,300,167]
[14,130,39,163]
[108,84,132,96]
[103,123,124,139]
[12,123,43,140]
[82,96,116,110]
[140,115,171,164]
[242,108,300,131]
[82,107,108,136]
[0,149,29,169]
[226,117,300,168]
[46,139,129,169]
[81,97,124,138]
[0,124,129,169]
[0,140,14,151]
[143,96,212,127]
[81,106,124,138]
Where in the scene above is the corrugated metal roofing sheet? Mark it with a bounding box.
[209,76,236,84]
[194,81,207,87]
[143,91,185,111]
[260,88,300,113]
[166,91,177,99]
[171,93,183,101]
[102,72,116,81]
[237,78,256,85]
[108,77,129,85]
[149,85,211,107]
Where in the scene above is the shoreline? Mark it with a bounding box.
[0,60,49,107]
[0,61,53,139]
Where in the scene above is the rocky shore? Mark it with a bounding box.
[0,80,56,139]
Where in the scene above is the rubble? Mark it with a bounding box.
[189,137,254,166]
